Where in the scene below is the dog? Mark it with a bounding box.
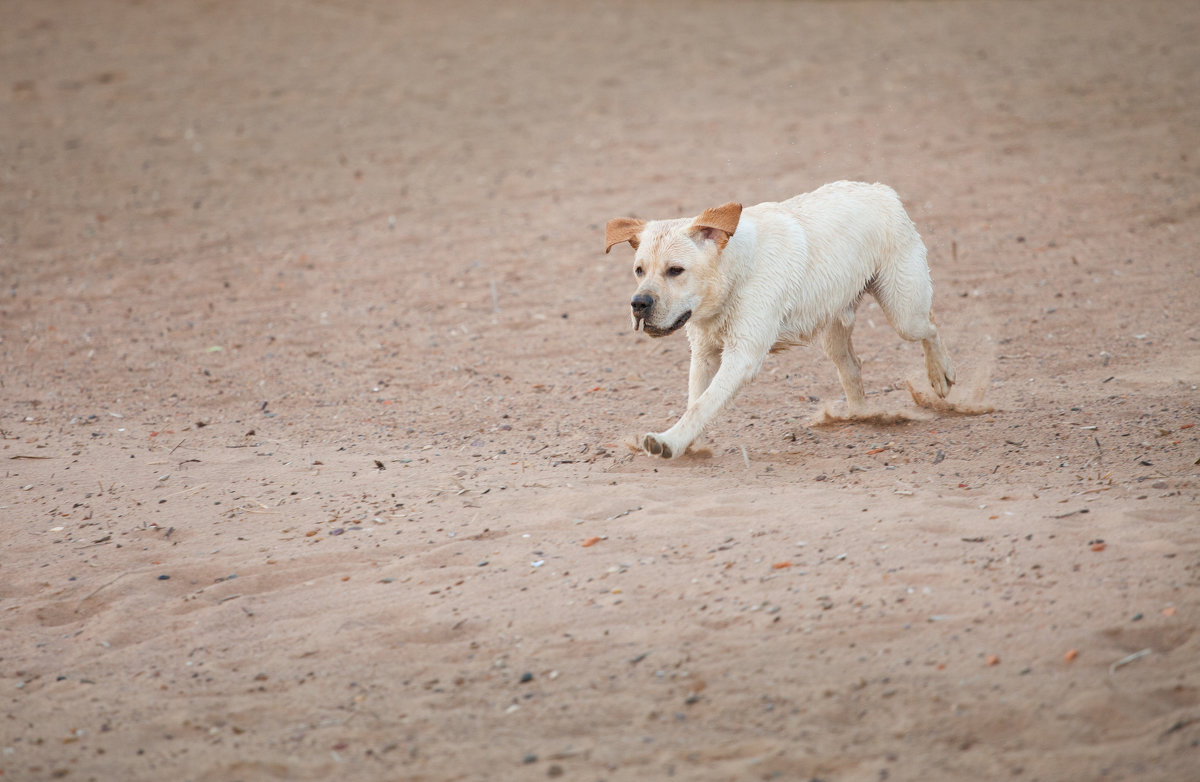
[605,180,955,459]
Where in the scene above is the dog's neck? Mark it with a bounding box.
[689,217,758,331]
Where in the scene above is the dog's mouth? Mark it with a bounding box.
[636,310,691,338]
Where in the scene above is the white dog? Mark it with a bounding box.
[605,181,955,459]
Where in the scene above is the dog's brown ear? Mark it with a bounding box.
[689,202,742,250]
[605,218,646,254]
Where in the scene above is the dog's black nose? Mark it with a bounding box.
[630,293,654,316]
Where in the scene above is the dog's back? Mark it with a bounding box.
[780,181,924,277]
[738,181,927,343]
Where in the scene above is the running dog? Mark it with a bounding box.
[605,181,955,459]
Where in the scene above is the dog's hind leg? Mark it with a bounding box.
[917,313,955,398]
[870,246,956,397]
[820,311,868,413]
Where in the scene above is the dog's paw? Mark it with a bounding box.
[642,433,675,459]
[930,367,955,398]
[926,358,956,399]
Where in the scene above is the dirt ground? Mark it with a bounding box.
[2,1,1199,780]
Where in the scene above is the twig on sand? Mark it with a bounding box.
[162,483,208,499]
[1109,648,1152,675]
[77,571,132,608]
[430,479,470,497]
[1161,714,1200,739]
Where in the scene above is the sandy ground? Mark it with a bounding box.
[3,1,1200,780]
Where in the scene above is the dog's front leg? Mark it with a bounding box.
[677,341,722,453]
[687,340,722,406]
[644,345,764,459]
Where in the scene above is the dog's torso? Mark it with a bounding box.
[690,181,926,354]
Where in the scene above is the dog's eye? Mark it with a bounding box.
[635,266,644,277]
[667,266,685,277]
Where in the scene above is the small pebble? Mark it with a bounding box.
[157,575,170,581]
[520,672,534,683]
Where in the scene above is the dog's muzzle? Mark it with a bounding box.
[630,293,654,318]
[631,304,691,337]
[630,292,653,333]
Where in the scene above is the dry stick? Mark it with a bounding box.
[74,536,112,550]
[1162,714,1200,738]
[1109,648,1152,675]
[162,483,208,500]
[77,571,132,608]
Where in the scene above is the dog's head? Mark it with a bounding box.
[605,202,742,337]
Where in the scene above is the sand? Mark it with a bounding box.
[2,1,1198,780]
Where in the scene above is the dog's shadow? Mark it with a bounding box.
[622,370,994,456]
[810,374,995,429]
[809,407,923,428]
